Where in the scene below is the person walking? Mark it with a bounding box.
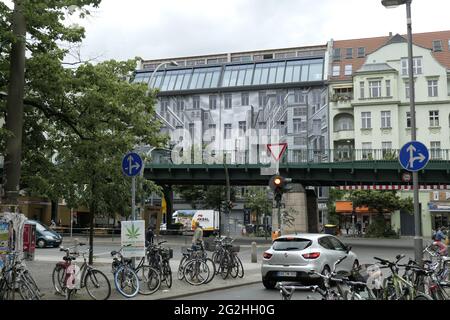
[145,225,154,246]
[192,221,203,250]
[434,226,448,256]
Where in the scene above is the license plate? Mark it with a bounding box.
[278,271,296,277]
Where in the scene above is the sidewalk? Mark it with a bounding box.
[26,259,262,300]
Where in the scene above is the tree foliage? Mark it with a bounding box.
[244,186,271,223]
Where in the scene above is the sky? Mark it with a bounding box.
[5,0,450,62]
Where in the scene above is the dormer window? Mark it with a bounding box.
[433,40,443,52]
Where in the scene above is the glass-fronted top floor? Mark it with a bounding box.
[133,58,324,92]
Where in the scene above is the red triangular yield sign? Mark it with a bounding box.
[267,143,288,161]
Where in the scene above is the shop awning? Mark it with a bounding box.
[335,201,370,214]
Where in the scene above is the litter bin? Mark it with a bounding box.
[23,223,36,261]
[324,224,338,236]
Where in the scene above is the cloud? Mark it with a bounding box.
[74,0,450,62]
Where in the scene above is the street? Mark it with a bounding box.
[27,235,418,300]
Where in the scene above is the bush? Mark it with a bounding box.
[364,215,399,238]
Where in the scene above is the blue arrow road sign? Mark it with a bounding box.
[399,141,430,172]
[122,152,143,177]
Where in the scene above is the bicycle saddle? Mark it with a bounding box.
[110,250,117,256]
[63,255,76,261]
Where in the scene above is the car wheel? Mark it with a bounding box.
[262,278,276,290]
[37,239,46,248]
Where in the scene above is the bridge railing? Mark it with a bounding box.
[148,148,450,166]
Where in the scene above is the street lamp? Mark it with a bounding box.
[381,0,422,264]
[148,61,179,88]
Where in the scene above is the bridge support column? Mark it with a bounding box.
[272,184,319,235]
[162,185,174,226]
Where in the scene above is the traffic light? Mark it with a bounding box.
[269,175,292,202]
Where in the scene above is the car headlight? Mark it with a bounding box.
[45,235,55,240]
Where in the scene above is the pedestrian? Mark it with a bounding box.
[434,226,448,256]
[192,221,203,250]
[145,225,154,246]
[50,220,56,229]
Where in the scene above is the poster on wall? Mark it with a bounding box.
[0,219,10,271]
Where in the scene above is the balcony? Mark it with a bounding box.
[333,130,354,141]
[330,93,353,109]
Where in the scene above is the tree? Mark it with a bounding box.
[0,0,102,205]
[173,185,205,209]
[327,188,346,226]
[349,190,413,238]
[244,186,271,232]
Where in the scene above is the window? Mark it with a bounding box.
[357,47,365,58]
[224,124,232,139]
[405,81,410,99]
[294,90,305,103]
[428,80,438,97]
[208,124,216,141]
[294,136,307,145]
[332,65,340,76]
[369,80,381,98]
[345,48,353,59]
[293,119,302,133]
[175,98,185,113]
[386,80,391,97]
[224,94,232,109]
[187,67,222,90]
[336,115,353,131]
[401,57,422,76]
[361,112,371,129]
[433,191,440,201]
[160,99,169,116]
[252,61,286,85]
[360,81,365,99]
[430,141,442,160]
[332,48,341,61]
[429,110,439,127]
[382,141,392,157]
[192,96,200,109]
[362,142,373,159]
[222,64,254,87]
[433,40,443,52]
[241,92,249,106]
[381,111,391,128]
[293,107,307,117]
[344,65,352,76]
[238,121,246,135]
[406,111,411,128]
[209,95,217,110]
[231,55,251,62]
[259,91,268,107]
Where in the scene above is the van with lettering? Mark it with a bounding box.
[173,210,219,237]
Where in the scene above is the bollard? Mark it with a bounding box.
[251,241,257,263]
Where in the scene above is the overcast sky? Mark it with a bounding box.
[7,0,450,62]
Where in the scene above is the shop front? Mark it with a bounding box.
[428,203,450,230]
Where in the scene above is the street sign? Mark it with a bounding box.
[267,143,288,161]
[122,152,143,177]
[399,141,430,172]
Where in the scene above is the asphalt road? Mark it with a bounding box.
[177,246,416,300]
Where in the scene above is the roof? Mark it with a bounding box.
[275,233,325,240]
[356,63,396,73]
[330,30,450,81]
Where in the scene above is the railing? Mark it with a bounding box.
[148,148,450,166]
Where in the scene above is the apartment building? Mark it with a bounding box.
[328,30,450,237]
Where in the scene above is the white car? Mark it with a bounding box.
[261,233,359,289]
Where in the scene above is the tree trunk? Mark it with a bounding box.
[3,0,26,205]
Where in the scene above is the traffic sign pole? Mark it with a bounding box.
[131,176,136,221]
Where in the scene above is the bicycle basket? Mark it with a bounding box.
[230,245,240,253]
[181,246,190,255]
[162,248,173,260]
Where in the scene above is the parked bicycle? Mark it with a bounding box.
[146,240,173,288]
[211,236,243,279]
[177,243,212,286]
[0,252,41,300]
[52,243,111,300]
[111,245,161,297]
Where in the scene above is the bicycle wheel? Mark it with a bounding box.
[414,294,433,300]
[52,265,65,295]
[177,256,187,280]
[235,255,244,278]
[17,279,39,300]
[162,261,172,288]
[229,255,239,278]
[22,270,42,298]
[184,260,210,286]
[114,266,139,298]
[203,258,216,284]
[85,269,111,300]
[137,265,161,295]
[219,254,230,280]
